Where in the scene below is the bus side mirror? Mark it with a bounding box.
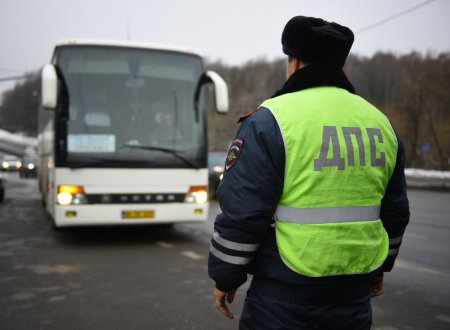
[205,71,229,113]
[41,64,58,110]
[194,71,229,116]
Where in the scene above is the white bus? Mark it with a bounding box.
[38,39,228,228]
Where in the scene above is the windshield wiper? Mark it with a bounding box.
[122,143,201,169]
[67,157,155,169]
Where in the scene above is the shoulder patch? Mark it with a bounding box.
[238,107,260,123]
[225,138,244,171]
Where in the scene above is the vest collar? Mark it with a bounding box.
[272,63,355,98]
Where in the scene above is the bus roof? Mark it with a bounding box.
[54,39,203,58]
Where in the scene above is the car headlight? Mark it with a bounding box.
[57,185,88,205]
[2,162,9,169]
[185,186,208,204]
[28,163,35,170]
[213,166,224,173]
[16,162,22,168]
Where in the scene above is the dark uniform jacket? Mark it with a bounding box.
[208,64,410,302]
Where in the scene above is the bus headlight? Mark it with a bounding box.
[185,186,208,204]
[57,192,73,205]
[57,185,88,205]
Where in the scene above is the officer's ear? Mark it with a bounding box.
[285,57,304,79]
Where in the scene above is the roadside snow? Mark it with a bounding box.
[405,168,450,179]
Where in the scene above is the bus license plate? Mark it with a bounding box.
[122,210,155,219]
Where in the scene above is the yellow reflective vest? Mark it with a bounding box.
[261,86,398,277]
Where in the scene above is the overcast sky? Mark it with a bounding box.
[0,0,449,97]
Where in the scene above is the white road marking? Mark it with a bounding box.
[435,314,450,324]
[47,296,66,303]
[156,241,175,248]
[27,264,81,274]
[395,259,444,276]
[404,232,426,239]
[181,251,205,260]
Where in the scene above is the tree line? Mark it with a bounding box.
[0,51,448,170]
[206,52,450,170]
[0,72,40,136]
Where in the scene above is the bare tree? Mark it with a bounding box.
[0,72,40,135]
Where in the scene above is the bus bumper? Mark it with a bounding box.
[53,203,209,227]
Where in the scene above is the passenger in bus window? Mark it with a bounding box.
[151,112,184,147]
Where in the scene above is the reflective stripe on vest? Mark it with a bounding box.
[275,205,380,224]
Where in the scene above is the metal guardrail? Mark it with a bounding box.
[0,129,37,157]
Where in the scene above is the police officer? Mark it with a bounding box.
[208,16,410,329]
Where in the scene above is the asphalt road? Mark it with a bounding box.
[0,172,449,330]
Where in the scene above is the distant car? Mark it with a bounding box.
[19,155,38,178]
[0,173,4,202]
[208,152,227,200]
[1,155,21,172]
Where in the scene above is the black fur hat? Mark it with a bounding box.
[282,16,354,67]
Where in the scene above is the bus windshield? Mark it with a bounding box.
[56,46,206,168]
